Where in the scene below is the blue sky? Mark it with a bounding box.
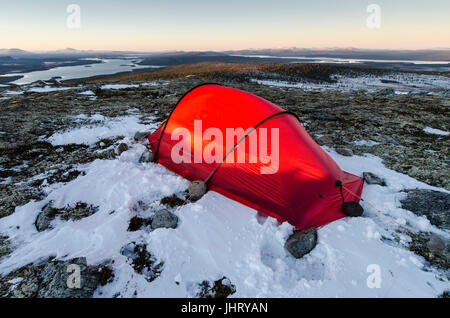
[0,0,449,51]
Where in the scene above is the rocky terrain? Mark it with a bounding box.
[0,68,449,297]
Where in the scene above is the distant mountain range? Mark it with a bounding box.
[1,48,449,61]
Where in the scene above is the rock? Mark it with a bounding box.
[343,201,364,217]
[139,150,154,163]
[309,113,338,121]
[188,180,207,201]
[363,172,386,186]
[134,131,152,141]
[427,233,450,263]
[285,228,318,259]
[408,230,449,269]
[196,277,236,298]
[114,143,128,155]
[151,209,178,229]
[400,189,450,230]
[37,257,103,298]
[35,201,99,232]
[35,201,56,232]
[335,147,353,157]
[120,242,163,282]
[0,257,111,298]
[0,235,11,259]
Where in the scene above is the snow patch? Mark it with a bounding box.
[47,114,156,146]
[423,127,449,136]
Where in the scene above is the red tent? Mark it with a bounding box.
[148,83,364,230]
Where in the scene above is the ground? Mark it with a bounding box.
[0,68,449,297]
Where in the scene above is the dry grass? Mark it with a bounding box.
[88,61,383,84]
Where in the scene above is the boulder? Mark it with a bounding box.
[114,143,128,155]
[427,233,450,263]
[188,180,207,201]
[285,228,318,259]
[363,172,386,186]
[134,131,152,141]
[139,150,154,163]
[400,189,450,230]
[151,209,178,229]
[37,257,104,298]
[335,147,353,157]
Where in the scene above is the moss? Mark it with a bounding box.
[98,266,115,286]
[160,194,185,208]
[197,277,236,298]
[127,216,151,231]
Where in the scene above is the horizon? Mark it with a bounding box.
[2,47,450,54]
[1,0,449,51]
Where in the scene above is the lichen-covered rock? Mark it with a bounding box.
[400,189,450,230]
[35,201,99,232]
[139,150,154,163]
[188,180,207,201]
[363,172,387,186]
[285,228,318,259]
[335,147,353,157]
[114,143,128,155]
[134,131,152,141]
[151,209,178,229]
[0,257,113,298]
[408,231,450,269]
[0,235,11,259]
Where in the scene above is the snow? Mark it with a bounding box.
[0,119,449,297]
[27,86,75,93]
[3,90,23,95]
[252,72,450,94]
[353,140,381,147]
[47,113,156,146]
[78,90,95,95]
[423,127,449,136]
[101,84,140,90]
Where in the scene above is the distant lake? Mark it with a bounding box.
[4,58,158,85]
[231,54,450,65]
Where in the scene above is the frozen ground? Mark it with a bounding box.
[252,72,450,94]
[0,114,448,297]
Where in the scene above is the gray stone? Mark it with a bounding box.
[35,201,56,232]
[0,235,11,259]
[427,233,450,263]
[37,257,102,298]
[285,228,318,259]
[335,147,353,157]
[134,131,152,141]
[188,180,207,201]
[139,150,154,163]
[114,143,128,155]
[35,201,99,232]
[151,209,178,229]
[400,189,450,230]
[363,172,387,186]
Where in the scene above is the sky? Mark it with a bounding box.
[0,0,449,51]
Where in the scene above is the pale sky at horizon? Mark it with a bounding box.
[0,0,449,51]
